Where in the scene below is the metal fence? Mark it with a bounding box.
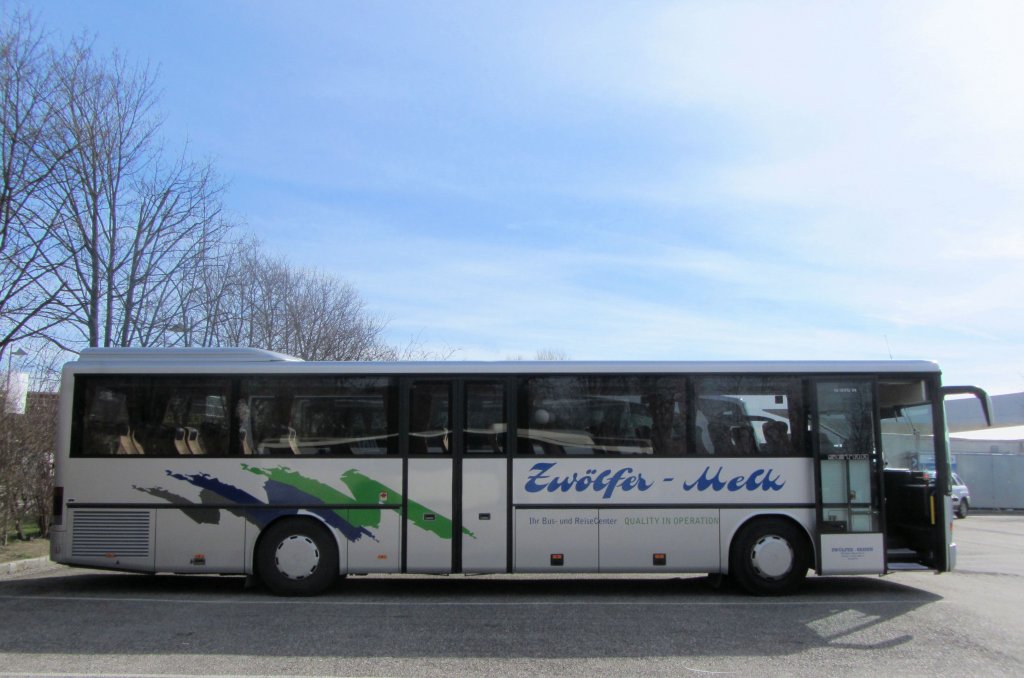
[954,453,1024,510]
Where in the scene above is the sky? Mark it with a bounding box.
[27,1,1024,429]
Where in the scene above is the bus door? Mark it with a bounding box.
[403,379,508,573]
[812,380,886,575]
[459,380,509,573]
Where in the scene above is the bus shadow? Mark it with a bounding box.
[0,569,940,659]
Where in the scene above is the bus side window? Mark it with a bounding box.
[239,377,398,456]
[465,381,506,454]
[516,376,687,456]
[77,377,229,457]
[695,378,806,457]
[410,381,452,455]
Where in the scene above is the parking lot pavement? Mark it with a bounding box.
[950,512,1024,576]
[1,515,1022,677]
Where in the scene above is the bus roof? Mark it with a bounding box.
[69,347,940,376]
[78,347,302,363]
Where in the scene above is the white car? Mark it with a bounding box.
[952,472,971,518]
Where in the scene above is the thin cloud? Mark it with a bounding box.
[33,1,1024,395]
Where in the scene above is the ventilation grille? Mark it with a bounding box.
[71,509,152,558]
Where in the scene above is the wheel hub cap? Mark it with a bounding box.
[275,535,320,580]
[751,535,793,580]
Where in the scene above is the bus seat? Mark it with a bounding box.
[118,424,143,455]
[733,426,757,455]
[240,429,254,455]
[174,427,191,455]
[131,429,145,455]
[763,420,791,455]
[186,427,206,455]
[708,422,735,455]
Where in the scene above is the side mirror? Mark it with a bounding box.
[940,385,993,427]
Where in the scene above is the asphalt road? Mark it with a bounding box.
[1,515,1023,677]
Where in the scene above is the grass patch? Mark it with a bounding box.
[0,537,49,563]
[1,524,50,563]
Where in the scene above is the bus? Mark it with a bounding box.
[49,348,992,595]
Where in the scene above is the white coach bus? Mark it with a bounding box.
[49,348,991,595]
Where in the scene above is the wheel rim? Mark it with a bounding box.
[750,534,794,580]
[274,534,321,580]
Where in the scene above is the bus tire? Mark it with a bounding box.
[729,518,809,596]
[257,518,339,596]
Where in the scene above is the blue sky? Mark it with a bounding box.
[32,1,1024,409]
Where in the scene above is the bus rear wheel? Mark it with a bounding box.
[730,518,809,596]
[257,518,339,596]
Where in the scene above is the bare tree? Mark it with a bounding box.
[0,342,59,545]
[146,225,236,348]
[383,333,459,361]
[0,11,71,355]
[508,349,572,361]
[4,10,406,367]
[281,267,390,360]
[184,235,283,349]
[192,238,394,360]
[42,40,231,349]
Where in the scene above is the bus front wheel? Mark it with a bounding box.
[257,518,339,596]
[729,518,809,596]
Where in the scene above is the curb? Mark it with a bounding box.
[0,556,56,578]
